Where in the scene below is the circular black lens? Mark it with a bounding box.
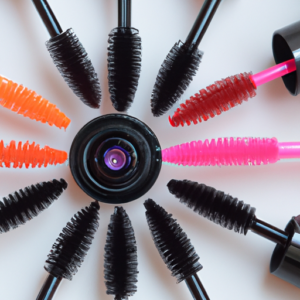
[69,114,162,204]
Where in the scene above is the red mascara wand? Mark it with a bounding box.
[0,140,67,168]
[169,59,296,127]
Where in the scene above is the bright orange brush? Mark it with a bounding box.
[0,140,67,168]
[0,75,71,129]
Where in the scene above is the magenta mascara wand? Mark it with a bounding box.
[162,137,300,166]
[169,20,300,127]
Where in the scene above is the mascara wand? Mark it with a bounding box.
[151,0,223,117]
[0,140,67,168]
[32,0,102,108]
[144,199,210,300]
[162,137,300,166]
[168,179,300,288]
[0,75,70,129]
[169,20,300,127]
[36,201,100,300]
[104,206,138,300]
[0,179,67,233]
[108,0,142,112]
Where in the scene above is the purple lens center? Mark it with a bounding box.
[104,147,128,171]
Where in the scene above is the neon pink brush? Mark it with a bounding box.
[169,59,296,127]
[162,137,300,166]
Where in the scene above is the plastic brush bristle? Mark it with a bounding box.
[162,137,279,166]
[144,199,202,283]
[104,206,138,299]
[169,72,256,127]
[46,29,102,109]
[151,41,203,117]
[0,140,68,168]
[0,179,67,233]
[108,28,142,112]
[0,75,70,129]
[45,201,100,281]
[167,180,256,235]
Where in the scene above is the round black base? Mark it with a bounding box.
[69,114,162,204]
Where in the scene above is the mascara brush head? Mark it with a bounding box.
[167,179,256,235]
[46,29,102,109]
[0,179,67,233]
[108,27,142,112]
[45,201,100,280]
[104,206,138,299]
[0,140,68,168]
[151,41,203,117]
[144,199,202,283]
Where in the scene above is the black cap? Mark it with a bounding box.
[272,20,300,95]
[270,215,300,288]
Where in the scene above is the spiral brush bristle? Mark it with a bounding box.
[0,140,68,168]
[104,206,138,299]
[0,75,70,129]
[162,137,279,166]
[144,199,202,283]
[151,41,203,117]
[45,201,100,280]
[46,29,102,109]
[169,72,256,127]
[0,179,67,233]
[167,180,256,235]
[108,28,142,112]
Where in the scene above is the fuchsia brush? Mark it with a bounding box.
[169,58,297,127]
[162,137,300,166]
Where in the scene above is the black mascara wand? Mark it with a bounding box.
[151,0,223,117]
[32,0,102,108]
[104,206,138,300]
[36,201,100,300]
[168,180,300,288]
[144,199,210,300]
[108,0,142,112]
[0,179,67,233]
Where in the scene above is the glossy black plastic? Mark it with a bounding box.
[32,0,62,37]
[185,274,210,300]
[272,20,300,95]
[118,0,131,27]
[186,0,222,47]
[36,274,62,300]
[250,217,289,246]
[270,216,300,288]
[69,114,162,204]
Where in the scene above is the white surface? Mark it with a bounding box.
[0,0,299,299]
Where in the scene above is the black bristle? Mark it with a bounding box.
[104,206,138,299]
[151,41,203,117]
[45,201,100,280]
[108,27,142,112]
[46,28,102,109]
[167,179,256,235]
[0,179,67,233]
[144,199,202,283]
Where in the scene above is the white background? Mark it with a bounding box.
[0,0,299,299]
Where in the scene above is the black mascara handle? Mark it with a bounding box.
[32,0,63,38]
[185,0,222,47]
[185,274,210,300]
[36,274,62,300]
[250,217,289,246]
[118,0,132,27]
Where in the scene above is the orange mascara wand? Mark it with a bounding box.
[0,140,67,168]
[0,75,71,129]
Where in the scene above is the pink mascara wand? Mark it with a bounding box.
[162,137,300,166]
[169,20,300,127]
